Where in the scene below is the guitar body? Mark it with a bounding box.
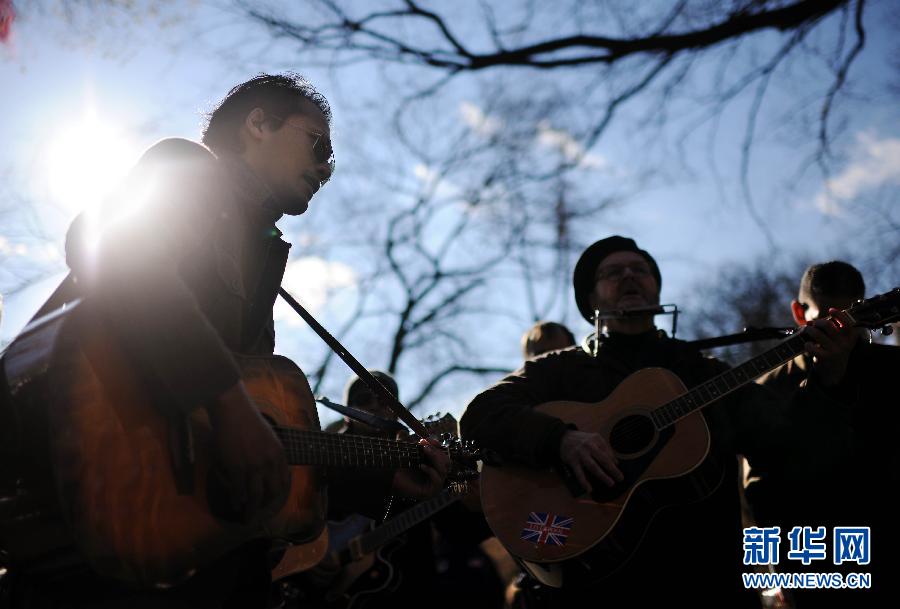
[292,538,403,609]
[480,367,725,584]
[280,516,397,609]
[47,309,326,586]
[339,540,404,609]
[284,484,467,608]
[271,527,330,582]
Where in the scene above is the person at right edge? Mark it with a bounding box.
[746,261,899,607]
[460,236,858,608]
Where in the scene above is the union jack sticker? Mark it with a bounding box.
[520,512,573,546]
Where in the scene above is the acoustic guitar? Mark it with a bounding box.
[479,289,900,587]
[0,300,477,587]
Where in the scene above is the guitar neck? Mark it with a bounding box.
[358,487,462,556]
[651,332,808,429]
[273,428,425,469]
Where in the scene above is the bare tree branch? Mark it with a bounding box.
[406,364,510,410]
[818,0,866,162]
[240,0,848,71]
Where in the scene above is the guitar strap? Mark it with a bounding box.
[278,287,429,439]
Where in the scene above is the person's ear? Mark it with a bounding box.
[790,299,807,326]
[244,108,268,141]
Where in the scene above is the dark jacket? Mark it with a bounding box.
[461,330,827,607]
[65,139,285,414]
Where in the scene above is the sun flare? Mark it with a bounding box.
[45,110,139,215]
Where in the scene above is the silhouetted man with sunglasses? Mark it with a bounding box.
[1,73,446,609]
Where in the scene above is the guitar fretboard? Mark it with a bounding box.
[650,333,807,429]
[360,487,462,555]
[273,428,424,468]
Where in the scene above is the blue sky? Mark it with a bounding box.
[1,1,898,425]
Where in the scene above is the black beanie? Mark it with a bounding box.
[573,236,662,322]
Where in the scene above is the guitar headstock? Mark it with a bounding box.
[845,288,900,334]
[443,438,485,482]
[421,413,500,482]
[423,412,459,440]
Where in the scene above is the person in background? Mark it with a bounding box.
[747,261,899,607]
[521,321,576,360]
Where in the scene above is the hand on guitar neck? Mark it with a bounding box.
[389,438,451,500]
[206,381,291,523]
[801,308,857,387]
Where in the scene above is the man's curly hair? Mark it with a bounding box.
[202,72,331,154]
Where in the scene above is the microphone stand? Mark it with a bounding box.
[687,326,795,351]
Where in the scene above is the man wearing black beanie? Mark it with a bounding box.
[572,235,662,324]
[461,236,857,608]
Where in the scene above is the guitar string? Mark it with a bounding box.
[274,429,465,470]
[598,334,807,445]
[584,304,892,443]
[267,304,890,490]
[270,344,787,465]
[268,333,808,467]
[561,301,900,482]
[275,430,422,467]
[270,348,786,464]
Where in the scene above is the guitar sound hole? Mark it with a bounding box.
[609,414,655,455]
